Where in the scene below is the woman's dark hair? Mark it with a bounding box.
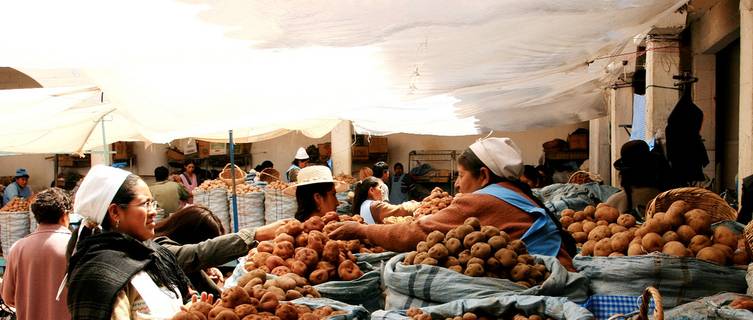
[372,162,389,179]
[183,159,195,168]
[458,149,577,256]
[295,182,335,221]
[292,159,307,167]
[31,187,72,224]
[351,177,381,215]
[154,205,225,244]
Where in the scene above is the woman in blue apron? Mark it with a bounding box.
[285,147,310,183]
[330,138,576,270]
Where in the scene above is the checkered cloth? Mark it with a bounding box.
[581,295,656,320]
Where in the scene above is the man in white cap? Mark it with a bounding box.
[286,147,309,183]
[3,168,32,205]
[330,137,576,270]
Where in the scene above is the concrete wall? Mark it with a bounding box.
[716,39,741,192]
[0,154,56,191]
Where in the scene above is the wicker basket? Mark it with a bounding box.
[645,187,737,222]
[220,163,246,186]
[608,287,664,320]
[744,220,753,257]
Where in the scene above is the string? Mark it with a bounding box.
[586,45,680,64]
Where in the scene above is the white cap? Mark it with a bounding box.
[74,165,132,225]
[469,137,523,180]
[294,147,309,160]
[283,165,348,196]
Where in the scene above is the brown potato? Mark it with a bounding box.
[316,261,337,278]
[573,211,587,222]
[257,241,275,254]
[582,221,598,234]
[265,255,287,272]
[662,241,688,257]
[273,241,295,259]
[510,263,531,281]
[454,225,475,240]
[487,235,507,251]
[495,248,518,267]
[689,235,713,255]
[641,233,665,253]
[572,232,588,243]
[508,240,528,255]
[338,260,364,280]
[594,238,613,257]
[321,241,340,263]
[617,214,637,228]
[580,240,596,256]
[403,251,418,265]
[517,254,535,265]
[567,222,584,233]
[610,232,631,254]
[416,241,430,253]
[463,231,486,248]
[665,200,690,220]
[610,224,628,235]
[303,216,325,232]
[445,256,460,267]
[275,303,298,320]
[458,250,473,265]
[684,209,712,235]
[464,217,481,230]
[294,247,319,268]
[584,205,597,217]
[696,246,727,265]
[627,243,645,256]
[595,205,620,223]
[588,225,611,242]
[471,242,492,259]
[663,231,680,243]
[464,263,484,277]
[561,209,575,217]
[560,216,574,228]
[713,226,738,248]
[428,243,450,260]
[426,231,445,247]
[480,226,500,239]
[676,225,697,244]
[308,269,329,285]
[222,286,252,309]
[733,248,750,265]
[445,237,463,255]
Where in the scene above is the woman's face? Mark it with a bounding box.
[368,185,382,201]
[185,163,195,174]
[314,187,339,214]
[112,179,157,241]
[455,164,488,194]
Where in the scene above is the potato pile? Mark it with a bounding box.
[234,184,263,194]
[560,204,632,248]
[413,187,454,219]
[333,174,357,185]
[171,271,349,320]
[384,216,414,224]
[402,217,550,288]
[267,181,290,191]
[406,308,553,320]
[0,198,31,212]
[244,213,384,285]
[576,200,751,265]
[194,180,228,193]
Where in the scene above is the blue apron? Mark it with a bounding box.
[475,184,561,256]
[285,164,300,183]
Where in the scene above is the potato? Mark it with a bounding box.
[275,303,298,320]
[308,269,329,285]
[189,301,214,316]
[338,260,363,281]
[733,248,750,265]
[273,241,295,259]
[487,235,507,251]
[428,243,450,260]
[572,232,587,243]
[610,232,631,254]
[617,214,637,228]
[594,238,613,256]
[464,217,481,230]
[421,257,439,266]
[661,231,679,243]
[596,220,609,226]
[416,241,430,253]
[265,255,287,271]
[641,233,665,253]
[588,225,611,242]
[288,260,307,276]
[508,240,528,255]
[454,225,475,240]
[627,243,645,256]
[643,218,667,235]
[595,205,619,223]
[214,310,240,320]
[609,224,628,235]
[582,221,598,234]
[517,254,535,265]
[561,209,575,217]
[573,211,587,222]
[303,216,325,232]
[470,242,492,259]
[495,248,518,267]
[458,250,473,265]
[463,231,486,248]
[426,231,445,246]
[676,225,697,244]
[688,235,713,255]
[294,247,319,268]
[684,209,712,234]
[480,226,500,239]
[445,256,460,267]
[696,246,727,265]
[560,216,574,228]
[257,241,275,254]
[662,241,688,257]
[713,226,738,248]
[580,240,596,256]
[665,200,690,221]
[464,263,485,277]
[510,263,531,281]
[584,205,597,217]
[444,237,463,256]
[567,222,584,233]
[712,243,734,259]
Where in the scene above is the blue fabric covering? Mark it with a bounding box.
[581,295,656,320]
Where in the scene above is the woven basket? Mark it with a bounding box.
[607,287,664,320]
[744,220,753,257]
[645,187,737,222]
[220,163,246,187]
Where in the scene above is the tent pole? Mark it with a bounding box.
[229,130,239,232]
[101,117,110,166]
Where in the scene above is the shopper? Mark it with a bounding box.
[284,165,348,221]
[352,177,418,224]
[389,163,411,204]
[286,147,309,183]
[179,160,199,194]
[2,188,72,320]
[149,166,189,215]
[330,138,576,270]
[372,161,390,202]
[3,168,32,205]
[604,140,667,218]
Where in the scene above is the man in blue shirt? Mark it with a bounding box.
[3,168,33,205]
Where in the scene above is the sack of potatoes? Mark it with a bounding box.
[406,307,554,320]
[401,217,550,288]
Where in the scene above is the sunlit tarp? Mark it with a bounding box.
[0,0,687,140]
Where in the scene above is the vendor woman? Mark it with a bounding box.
[286,147,310,183]
[604,140,667,218]
[330,138,576,269]
[352,177,418,224]
[3,168,32,206]
[284,165,349,221]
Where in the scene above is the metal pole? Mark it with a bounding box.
[101,118,110,166]
[229,130,239,232]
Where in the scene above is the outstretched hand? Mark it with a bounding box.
[190,291,215,305]
[328,221,364,240]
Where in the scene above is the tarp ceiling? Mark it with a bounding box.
[0,0,687,153]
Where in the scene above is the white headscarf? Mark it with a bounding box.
[74,165,132,225]
[469,137,524,180]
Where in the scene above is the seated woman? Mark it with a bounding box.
[154,205,228,297]
[283,165,349,221]
[66,165,281,319]
[352,177,418,224]
[330,138,576,270]
[605,140,667,218]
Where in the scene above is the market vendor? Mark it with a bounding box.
[604,140,667,218]
[352,176,418,224]
[286,147,309,183]
[283,165,348,221]
[330,138,576,270]
[3,168,32,206]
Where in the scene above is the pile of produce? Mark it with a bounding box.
[194,180,229,193]
[406,307,553,320]
[234,184,263,194]
[384,216,414,224]
[0,197,31,212]
[267,181,291,191]
[402,217,550,288]
[576,200,751,265]
[333,174,357,185]
[171,272,350,320]
[413,187,454,218]
[560,204,634,248]
[244,213,384,285]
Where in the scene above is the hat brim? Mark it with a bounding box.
[15,174,29,178]
[282,180,348,197]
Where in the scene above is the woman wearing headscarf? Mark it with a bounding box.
[351,177,418,224]
[330,138,576,270]
[65,165,282,320]
[283,165,349,221]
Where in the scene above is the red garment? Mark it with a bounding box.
[362,181,574,270]
[1,224,72,320]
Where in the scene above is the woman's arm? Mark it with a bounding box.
[370,201,418,223]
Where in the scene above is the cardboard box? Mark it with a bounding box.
[58,154,74,167]
[368,137,388,153]
[209,142,227,156]
[352,146,369,160]
[197,141,210,158]
[112,141,132,160]
[184,139,198,154]
[166,149,186,162]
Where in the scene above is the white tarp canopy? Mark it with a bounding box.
[0,0,687,153]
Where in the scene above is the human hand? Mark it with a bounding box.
[206,267,225,287]
[190,291,215,305]
[328,221,364,240]
[255,219,290,241]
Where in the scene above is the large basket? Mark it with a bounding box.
[744,220,753,257]
[220,163,246,187]
[607,287,664,320]
[645,187,737,222]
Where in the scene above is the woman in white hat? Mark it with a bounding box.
[65,165,282,319]
[285,147,310,183]
[330,138,576,270]
[284,165,349,221]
